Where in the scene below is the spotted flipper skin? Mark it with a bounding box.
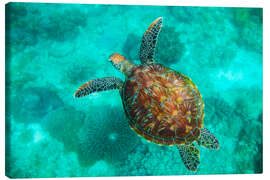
[197,128,219,149]
[74,77,123,98]
[178,144,200,171]
[140,17,163,65]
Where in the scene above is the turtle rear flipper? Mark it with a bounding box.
[178,144,200,171]
[197,128,219,149]
[140,17,163,65]
[74,77,123,98]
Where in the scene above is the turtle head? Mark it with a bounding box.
[109,53,127,70]
[109,53,136,76]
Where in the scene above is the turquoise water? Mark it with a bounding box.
[5,3,263,178]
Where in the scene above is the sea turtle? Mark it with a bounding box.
[74,17,219,171]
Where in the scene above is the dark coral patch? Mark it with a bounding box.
[7,87,63,124]
[155,26,186,65]
[77,105,140,166]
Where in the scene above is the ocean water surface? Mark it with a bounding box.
[5,3,263,178]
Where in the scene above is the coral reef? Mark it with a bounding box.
[8,87,64,124]
[204,96,234,128]
[204,86,262,159]
[155,26,185,65]
[6,3,88,54]
[6,119,116,178]
[6,49,40,92]
[6,3,28,20]
[232,8,262,28]
[171,8,239,69]
[42,107,86,152]
[232,113,262,173]
[47,41,77,58]
[122,33,140,61]
[115,142,194,176]
[6,120,78,178]
[40,7,87,42]
[77,105,140,166]
[168,6,199,23]
[231,8,263,53]
[64,63,96,87]
[230,86,263,117]
[122,26,186,65]
[6,3,40,50]
[191,38,237,68]
[203,95,245,140]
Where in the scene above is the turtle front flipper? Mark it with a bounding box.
[74,77,123,98]
[140,17,163,65]
[197,128,219,149]
[178,144,200,171]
